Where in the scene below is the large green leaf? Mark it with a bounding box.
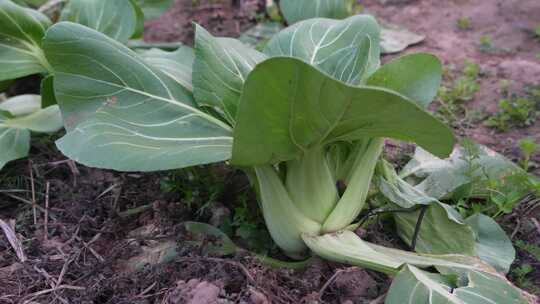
[133,0,173,20]
[465,214,515,274]
[367,53,442,108]
[138,46,195,91]
[193,25,266,124]
[378,161,477,256]
[0,0,51,81]
[264,15,380,85]
[60,0,142,43]
[279,0,355,25]
[43,22,233,172]
[393,202,477,256]
[380,154,517,271]
[386,265,458,304]
[231,57,455,166]
[386,265,528,304]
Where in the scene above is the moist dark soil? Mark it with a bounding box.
[144,0,264,45]
[1,0,540,303]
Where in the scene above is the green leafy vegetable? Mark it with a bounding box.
[387,265,527,304]
[231,57,453,166]
[264,15,380,85]
[393,202,477,256]
[138,46,195,90]
[279,0,355,25]
[0,94,62,169]
[43,22,233,171]
[0,0,52,81]
[193,25,266,124]
[400,144,523,200]
[465,214,515,273]
[380,155,517,273]
[41,16,529,303]
[133,0,173,20]
[239,22,284,50]
[60,0,144,43]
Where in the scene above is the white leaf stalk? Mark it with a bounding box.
[254,138,384,258]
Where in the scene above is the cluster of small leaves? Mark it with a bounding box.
[511,263,539,295]
[450,140,538,218]
[220,195,275,253]
[512,240,540,294]
[160,167,225,213]
[485,173,537,217]
[161,168,273,253]
[485,86,540,132]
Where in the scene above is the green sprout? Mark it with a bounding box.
[518,138,538,171]
[456,16,472,30]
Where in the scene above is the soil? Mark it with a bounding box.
[144,0,264,45]
[1,0,540,303]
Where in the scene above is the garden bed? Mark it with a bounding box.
[1,0,539,303]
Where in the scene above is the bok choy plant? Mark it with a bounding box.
[0,0,144,84]
[0,0,147,168]
[42,15,530,303]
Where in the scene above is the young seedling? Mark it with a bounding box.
[479,34,493,51]
[436,60,481,125]
[518,138,538,171]
[456,16,472,30]
[485,89,538,132]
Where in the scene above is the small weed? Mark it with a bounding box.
[479,35,492,52]
[518,138,538,171]
[456,17,472,30]
[485,87,539,132]
[511,264,538,293]
[221,195,274,253]
[451,140,538,218]
[160,167,225,213]
[486,172,539,217]
[535,24,540,39]
[516,240,540,262]
[436,60,481,125]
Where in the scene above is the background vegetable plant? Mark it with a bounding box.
[0,0,172,169]
[0,94,62,169]
[39,11,532,303]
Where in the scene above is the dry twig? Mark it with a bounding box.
[0,219,26,262]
